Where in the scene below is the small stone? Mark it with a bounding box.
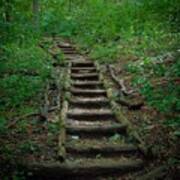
[71,135,79,140]
[27,171,33,176]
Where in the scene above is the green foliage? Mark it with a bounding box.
[1,76,38,103]
[0,44,51,110]
[16,120,28,134]
[0,1,52,124]
[0,0,179,166]
[109,134,125,144]
[48,122,60,134]
[2,43,51,78]
[90,44,118,63]
[12,172,26,180]
[0,144,14,161]
[130,55,179,113]
[38,0,179,132]
[38,0,180,71]
[55,49,65,65]
[19,140,39,154]
[0,117,7,134]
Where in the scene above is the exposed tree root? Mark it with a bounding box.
[107,65,144,110]
[117,98,144,110]
[107,65,135,96]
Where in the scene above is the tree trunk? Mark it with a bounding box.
[69,0,72,11]
[32,0,40,29]
[4,0,11,22]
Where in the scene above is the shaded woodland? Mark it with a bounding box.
[0,0,179,179]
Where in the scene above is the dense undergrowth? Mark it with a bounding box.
[0,1,56,178]
[0,1,52,130]
[0,0,179,177]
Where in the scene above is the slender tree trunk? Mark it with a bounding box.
[69,0,72,11]
[4,0,11,22]
[32,0,40,29]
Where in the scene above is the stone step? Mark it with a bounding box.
[69,98,109,108]
[71,73,99,81]
[63,51,77,54]
[67,109,115,120]
[23,158,143,177]
[66,143,139,156]
[72,61,95,67]
[58,44,74,49]
[73,70,96,74]
[72,81,103,89]
[71,67,97,73]
[70,88,106,97]
[66,124,127,136]
[66,119,116,126]
[61,47,75,51]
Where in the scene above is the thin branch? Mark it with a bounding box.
[7,106,59,129]
[7,112,39,129]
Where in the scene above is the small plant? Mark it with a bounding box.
[164,117,180,137]
[90,44,118,63]
[12,171,26,180]
[16,120,28,134]
[0,144,14,161]
[19,140,39,154]
[55,50,65,65]
[109,134,125,143]
[0,117,7,134]
[48,122,59,134]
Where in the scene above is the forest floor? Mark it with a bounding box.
[0,37,179,180]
